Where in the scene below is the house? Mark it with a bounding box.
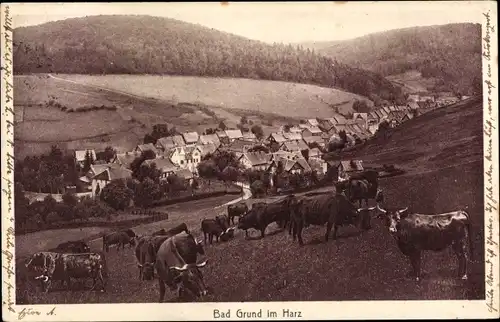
[308,147,322,159]
[301,126,323,137]
[225,129,244,142]
[408,94,420,102]
[307,118,320,127]
[171,135,186,147]
[352,113,368,127]
[337,160,364,181]
[144,156,179,181]
[302,136,325,147]
[174,168,195,185]
[168,146,203,173]
[113,151,142,169]
[400,112,414,123]
[268,157,312,175]
[419,95,435,103]
[239,151,272,171]
[79,163,113,190]
[74,149,97,169]
[280,140,308,153]
[368,124,379,135]
[156,137,178,151]
[242,132,258,142]
[91,164,133,197]
[283,132,303,141]
[216,130,230,145]
[134,143,158,156]
[216,139,256,155]
[308,157,328,175]
[345,133,357,146]
[382,106,392,115]
[332,123,347,133]
[197,143,218,158]
[326,115,347,125]
[182,132,200,146]
[198,134,221,147]
[266,132,287,145]
[289,126,303,133]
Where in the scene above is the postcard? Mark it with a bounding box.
[2,1,498,321]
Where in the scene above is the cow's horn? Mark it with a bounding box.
[196,260,208,268]
[195,238,202,245]
[376,204,387,214]
[42,276,49,282]
[34,275,44,280]
[137,264,143,268]
[169,264,188,272]
[357,207,365,212]
[399,207,409,213]
[367,206,377,211]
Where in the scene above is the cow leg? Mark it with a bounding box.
[209,234,213,245]
[204,232,207,245]
[98,269,106,292]
[158,280,166,303]
[216,235,219,243]
[452,240,468,280]
[297,223,304,246]
[331,224,339,240]
[409,253,422,282]
[325,222,333,242]
[65,276,71,291]
[260,227,265,238]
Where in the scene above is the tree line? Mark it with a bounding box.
[13,15,402,102]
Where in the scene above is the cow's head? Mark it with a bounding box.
[138,262,155,280]
[237,210,252,230]
[170,260,210,300]
[376,205,409,234]
[25,252,46,270]
[375,189,384,203]
[215,215,229,230]
[194,237,205,255]
[219,227,236,242]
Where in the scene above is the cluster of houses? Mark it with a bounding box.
[75,100,450,198]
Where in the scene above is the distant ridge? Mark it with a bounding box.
[13,14,403,102]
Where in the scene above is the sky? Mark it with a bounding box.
[10,2,486,44]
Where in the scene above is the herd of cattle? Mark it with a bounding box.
[23,170,475,302]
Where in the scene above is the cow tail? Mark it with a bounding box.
[463,210,474,262]
[102,235,107,252]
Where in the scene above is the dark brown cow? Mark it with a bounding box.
[155,233,208,302]
[49,240,91,253]
[338,170,380,207]
[120,228,137,239]
[135,234,203,280]
[201,218,234,245]
[377,205,474,281]
[237,195,296,238]
[290,193,374,246]
[25,252,108,292]
[227,202,249,225]
[152,223,190,237]
[102,231,135,252]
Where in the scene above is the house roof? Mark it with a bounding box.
[225,129,243,140]
[368,124,379,135]
[272,150,302,161]
[340,160,364,172]
[114,151,142,169]
[220,139,255,153]
[156,137,177,150]
[333,123,347,132]
[199,134,221,146]
[382,106,392,114]
[92,165,132,181]
[281,141,302,152]
[197,143,217,156]
[136,143,158,154]
[175,168,194,180]
[289,126,303,133]
[326,115,346,124]
[268,132,287,143]
[75,149,96,162]
[304,126,323,134]
[182,132,199,144]
[407,101,419,110]
[309,147,322,158]
[243,151,272,166]
[302,136,324,145]
[308,157,325,172]
[144,157,179,173]
[171,135,186,147]
[307,119,319,127]
[273,157,312,173]
[353,113,368,122]
[242,132,257,141]
[216,131,228,139]
[283,132,303,141]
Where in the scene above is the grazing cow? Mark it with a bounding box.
[376,205,474,281]
[102,231,135,252]
[290,193,374,246]
[49,240,90,253]
[121,228,137,239]
[227,202,249,225]
[339,170,379,207]
[201,218,234,244]
[25,251,108,293]
[135,234,203,280]
[237,195,297,238]
[152,223,190,237]
[155,233,209,302]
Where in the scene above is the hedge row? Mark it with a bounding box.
[150,188,242,207]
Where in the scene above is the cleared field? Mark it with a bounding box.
[386,70,437,94]
[56,74,373,119]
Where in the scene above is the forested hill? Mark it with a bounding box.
[300,23,482,96]
[13,15,402,102]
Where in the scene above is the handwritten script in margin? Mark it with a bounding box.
[1,3,16,316]
[482,10,499,315]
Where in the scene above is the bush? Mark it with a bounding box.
[250,180,266,197]
[100,179,134,210]
[46,212,62,224]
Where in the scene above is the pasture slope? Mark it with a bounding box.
[14,73,368,158]
[16,97,484,304]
